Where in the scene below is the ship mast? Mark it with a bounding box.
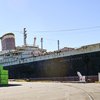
[23,28,27,46]
[58,40,60,51]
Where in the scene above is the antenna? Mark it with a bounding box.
[23,28,27,46]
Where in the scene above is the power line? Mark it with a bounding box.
[8,25,100,34]
[32,26,100,33]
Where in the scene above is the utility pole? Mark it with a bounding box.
[23,28,27,46]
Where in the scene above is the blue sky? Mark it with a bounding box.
[0,0,100,51]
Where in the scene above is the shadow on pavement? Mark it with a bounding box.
[0,84,22,87]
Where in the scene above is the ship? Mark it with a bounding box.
[0,29,100,80]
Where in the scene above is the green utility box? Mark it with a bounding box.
[0,70,8,75]
[0,65,8,85]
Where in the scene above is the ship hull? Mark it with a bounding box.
[4,51,100,79]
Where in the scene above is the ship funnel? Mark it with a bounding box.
[34,37,36,46]
[1,33,15,50]
[41,38,43,49]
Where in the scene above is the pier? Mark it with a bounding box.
[0,81,100,100]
